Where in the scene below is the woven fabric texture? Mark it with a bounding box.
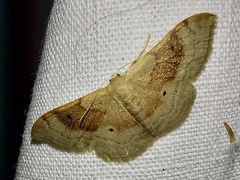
[16,0,240,179]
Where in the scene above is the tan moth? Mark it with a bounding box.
[32,13,217,162]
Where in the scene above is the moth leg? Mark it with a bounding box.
[113,34,151,76]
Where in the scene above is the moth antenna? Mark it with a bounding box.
[66,1,153,84]
[136,34,151,59]
[78,0,153,39]
[67,0,153,96]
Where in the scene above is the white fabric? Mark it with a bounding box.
[16,0,240,179]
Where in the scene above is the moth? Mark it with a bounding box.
[32,13,217,162]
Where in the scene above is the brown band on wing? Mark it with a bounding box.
[148,27,185,84]
[78,108,106,132]
[55,102,106,132]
